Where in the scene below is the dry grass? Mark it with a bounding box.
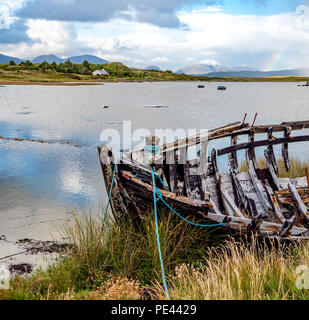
[240,158,309,179]
[155,237,309,300]
[85,277,143,300]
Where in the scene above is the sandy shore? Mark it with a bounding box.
[0,80,105,86]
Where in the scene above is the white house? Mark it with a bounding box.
[92,69,110,76]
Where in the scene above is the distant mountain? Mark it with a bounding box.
[229,66,259,72]
[0,54,24,64]
[32,54,64,64]
[175,63,258,75]
[199,68,309,78]
[67,55,109,64]
[32,54,109,65]
[144,66,161,71]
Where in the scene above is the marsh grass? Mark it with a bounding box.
[2,209,309,300]
[240,158,309,179]
[2,158,309,300]
[1,209,215,300]
[155,237,309,300]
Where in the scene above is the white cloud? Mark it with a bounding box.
[100,53,131,62]
[200,59,220,65]
[151,56,170,63]
[1,5,309,70]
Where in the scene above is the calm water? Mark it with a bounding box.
[1,81,309,241]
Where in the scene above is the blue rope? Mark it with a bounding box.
[152,169,170,300]
[154,184,229,228]
[150,169,229,300]
[104,163,117,217]
[105,163,228,301]
[145,145,161,155]
[154,169,170,192]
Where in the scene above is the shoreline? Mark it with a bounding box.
[0,80,105,86]
[0,78,308,86]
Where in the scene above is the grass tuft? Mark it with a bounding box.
[240,158,309,179]
[155,237,309,300]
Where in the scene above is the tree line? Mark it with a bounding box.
[2,60,134,77]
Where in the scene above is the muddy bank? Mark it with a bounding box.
[0,236,72,279]
[0,136,85,148]
[9,263,33,275]
[16,239,72,255]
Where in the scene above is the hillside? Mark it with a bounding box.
[0,61,200,83]
[199,68,309,78]
[32,54,109,64]
[0,60,308,84]
[0,54,24,64]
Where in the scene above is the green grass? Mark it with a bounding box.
[240,158,309,179]
[1,65,309,83]
[2,158,309,300]
[1,209,219,300]
[2,207,309,300]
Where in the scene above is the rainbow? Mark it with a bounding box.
[263,43,288,71]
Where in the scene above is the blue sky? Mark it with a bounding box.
[0,0,308,71]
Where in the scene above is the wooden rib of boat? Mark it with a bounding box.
[98,118,309,240]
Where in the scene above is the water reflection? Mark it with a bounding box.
[0,82,309,240]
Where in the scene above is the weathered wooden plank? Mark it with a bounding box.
[247,129,257,170]
[217,135,309,156]
[207,120,309,144]
[131,120,309,162]
[264,149,280,191]
[279,216,297,238]
[246,153,272,215]
[282,127,291,172]
[98,146,129,221]
[264,185,285,223]
[204,211,308,237]
[267,127,279,174]
[211,148,225,213]
[121,170,213,208]
[247,214,264,234]
[282,120,309,127]
[230,135,239,169]
[288,183,309,228]
[160,123,247,154]
[276,187,309,205]
[199,140,209,176]
[166,149,177,193]
[220,188,246,218]
[228,156,250,214]
[218,120,309,137]
[184,160,204,201]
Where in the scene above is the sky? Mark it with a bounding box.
[0,0,309,71]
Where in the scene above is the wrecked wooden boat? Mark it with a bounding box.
[98,118,309,240]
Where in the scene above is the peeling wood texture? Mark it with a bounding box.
[282,127,291,172]
[99,118,309,240]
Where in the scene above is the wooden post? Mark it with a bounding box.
[306,168,309,190]
[145,136,160,165]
